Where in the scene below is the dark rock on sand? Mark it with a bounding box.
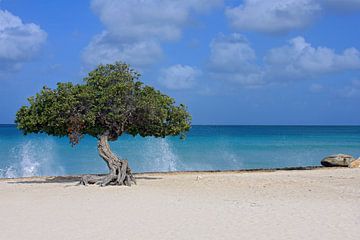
[321,154,355,167]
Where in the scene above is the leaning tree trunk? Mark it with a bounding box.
[80,135,136,186]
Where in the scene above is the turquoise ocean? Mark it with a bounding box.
[0,125,359,178]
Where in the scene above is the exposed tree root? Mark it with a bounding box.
[80,134,136,187]
[80,167,136,186]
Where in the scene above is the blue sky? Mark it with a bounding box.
[1,0,360,125]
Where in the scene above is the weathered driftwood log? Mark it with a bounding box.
[80,135,136,186]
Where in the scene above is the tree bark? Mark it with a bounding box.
[80,135,136,186]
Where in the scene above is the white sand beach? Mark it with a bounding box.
[0,168,359,240]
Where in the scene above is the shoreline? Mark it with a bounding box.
[0,165,327,182]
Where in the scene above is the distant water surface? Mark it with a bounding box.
[0,125,359,178]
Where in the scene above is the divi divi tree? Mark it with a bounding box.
[16,62,191,186]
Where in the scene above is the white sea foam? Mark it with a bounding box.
[142,138,178,172]
[0,139,64,178]
[0,166,17,178]
[19,141,41,177]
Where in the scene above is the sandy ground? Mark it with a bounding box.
[0,168,359,240]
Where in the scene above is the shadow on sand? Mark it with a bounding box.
[7,175,162,185]
[4,166,326,185]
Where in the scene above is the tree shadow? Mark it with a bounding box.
[6,174,162,185]
[135,176,162,180]
[7,176,81,184]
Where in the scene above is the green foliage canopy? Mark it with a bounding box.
[16,62,191,144]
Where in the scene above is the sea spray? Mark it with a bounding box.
[1,138,64,178]
[18,141,41,176]
[140,138,179,172]
[0,166,17,178]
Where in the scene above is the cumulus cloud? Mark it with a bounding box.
[91,0,222,41]
[226,0,321,33]
[82,32,163,68]
[0,9,47,74]
[208,34,360,86]
[83,0,222,68]
[265,36,360,79]
[158,64,201,90]
[225,0,360,33]
[208,33,264,86]
[209,33,256,72]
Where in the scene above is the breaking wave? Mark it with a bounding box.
[0,139,64,178]
[140,138,179,172]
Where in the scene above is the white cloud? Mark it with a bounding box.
[208,33,265,86]
[225,0,360,34]
[209,33,256,72]
[226,0,321,33]
[265,36,360,79]
[83,0,222,68]
[82,32,163,68]
[208,34,360,87]
[0,10,47,73]
[91,0,221,41]
[158,64,201,90]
